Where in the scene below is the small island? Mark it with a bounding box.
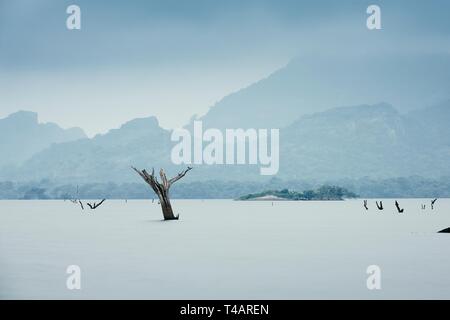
[237,185,358,201]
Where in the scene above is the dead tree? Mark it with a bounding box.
[70,185,83,209]
[438,227,450,233]
[376,201,383,210]
[132,166,192,220]
[395,200,404,213]
[87,199,106,210]
[431,198,438,210]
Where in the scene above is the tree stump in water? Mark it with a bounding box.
[132,166,192,220]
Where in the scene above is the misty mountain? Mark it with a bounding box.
[405,99,450,147]
[2,101,449,184]
[0,116,173,183]
[279,102,450,180]
[197,54,450,129]
[0,111,86,168]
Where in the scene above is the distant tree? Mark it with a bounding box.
[22,187,49,200]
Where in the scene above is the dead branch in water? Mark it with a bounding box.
[395,200,404,213]
[86,199,106,210]
[132,166,192,220]
[376,201,383,210]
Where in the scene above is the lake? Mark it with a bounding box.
[0,199,449,299]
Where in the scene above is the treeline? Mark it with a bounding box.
[0,176,449,199]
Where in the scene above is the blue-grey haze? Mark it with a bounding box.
[1,0,450,197]
[1,0,450,135]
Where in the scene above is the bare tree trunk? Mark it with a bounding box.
[157,187,177,220]
[132,166,192,220]
[160,195,177,220]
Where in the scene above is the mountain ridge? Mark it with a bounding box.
[1,101,449,183]
[0,110,87,168]
[196,53,450,130]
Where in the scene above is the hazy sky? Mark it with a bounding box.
[1,0,449,136]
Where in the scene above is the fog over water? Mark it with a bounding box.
[1,199,449,299]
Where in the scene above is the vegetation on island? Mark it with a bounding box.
[237,185,358,201]
[3,176,450,199]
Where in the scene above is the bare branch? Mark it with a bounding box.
[376,201,383,210]
[132,166,148,182]
[168,166,193,186]
[159,169,170,189]
[132,166,162,196]
[86,199,106,210]
[94,199,106,209]
[395,200,404,213]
